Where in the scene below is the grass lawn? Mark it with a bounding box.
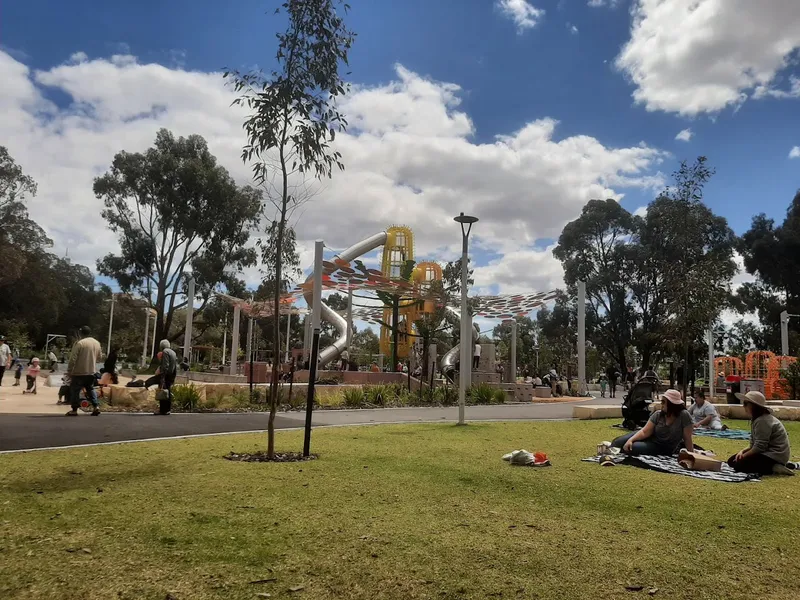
[2,420,800,600]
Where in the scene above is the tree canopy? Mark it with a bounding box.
[95,129,262,357]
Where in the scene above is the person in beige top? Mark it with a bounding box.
[65,326,102,416]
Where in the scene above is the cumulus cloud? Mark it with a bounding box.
[0,50,667,296]
[616,0,800,116]
[790,146,800,159]
[675,128,693,142]
[496,0,545,31]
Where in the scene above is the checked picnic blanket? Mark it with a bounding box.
[582,454,759,483]
[693,428,750,441]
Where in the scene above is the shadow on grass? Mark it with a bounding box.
[2,462,174,495]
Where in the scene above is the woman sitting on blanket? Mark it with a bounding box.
[612,389,694,456]
[689,390,724,430]
[727,391,793,476]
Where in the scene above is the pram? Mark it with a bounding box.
[621,375,660,430]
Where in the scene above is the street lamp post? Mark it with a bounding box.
[454,212,478,426]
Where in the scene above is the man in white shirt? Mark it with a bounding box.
[689,390,723,430]
[473,343,481,370]
[0,335,10,385]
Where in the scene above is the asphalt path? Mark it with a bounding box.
[0,397,620,452]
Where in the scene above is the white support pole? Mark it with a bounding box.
[577,280,587,396]
[708,322,715,400]
[312,242,323,333]
[142,309,150,367]
[346,287,354,349]
[221,312,228,366]
[510,319,517,384]
[151,312,157,358]
[106,295,115,356]
[303,240,324,456]
[458,236,470,425]
[229,304,241,375]
[246,317,254,370]
[183,277,195,361]
[285,311,292,364]
[781,311,790,357]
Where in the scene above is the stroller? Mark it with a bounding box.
[621,375,660,430]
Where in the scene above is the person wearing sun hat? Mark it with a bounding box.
[611,389,694,456]
[728,390,793,476]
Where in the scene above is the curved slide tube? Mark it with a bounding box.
[304,231,388,368]
[440,306,480,383]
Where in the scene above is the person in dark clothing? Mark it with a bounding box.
[606,365,619,398]
[154,340,178,415]
[727,391,793,476]
[181,356,190,372]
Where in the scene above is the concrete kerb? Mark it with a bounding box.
[0,417,574,455]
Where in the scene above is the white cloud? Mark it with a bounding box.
[568,23,579,35]
[633,206,648,217]
[790,146,800,159]
[588,0,621,7]
[473,246,564,296]
[0,50,667,296]
[616,0,800,115]
[496,0,545,31]
[674,128,693,142]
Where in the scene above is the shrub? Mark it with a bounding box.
[171,384,202,411]
[342,387,366,408]
[492,388,507,404]
[433,385,457,406]
[468,383,496,405]
[217,389,251,410]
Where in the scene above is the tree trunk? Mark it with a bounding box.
[268,152,289,459]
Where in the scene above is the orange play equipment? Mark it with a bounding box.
[714,351,797,400]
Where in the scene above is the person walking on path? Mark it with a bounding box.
[0,335,10,385]
[65,326,102,417]
[22,357,41,394]
[48,350,58,371]
[155,339,178,415]
[473,343,481,370]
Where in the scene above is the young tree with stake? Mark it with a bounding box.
[225,0,355,458]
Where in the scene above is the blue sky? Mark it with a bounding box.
[2,0,800,303]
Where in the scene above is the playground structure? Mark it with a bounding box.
[299,226,479,376]
[714,351,797,400]
[195,224,560,402]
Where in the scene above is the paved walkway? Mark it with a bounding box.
[0,396,621,452]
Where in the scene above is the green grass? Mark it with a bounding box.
[1,420,800,600]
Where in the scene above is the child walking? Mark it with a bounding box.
[13,362,23,386]
[23,357,40,395]
[599,375,608,398]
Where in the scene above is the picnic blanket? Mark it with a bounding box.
[612,423,751,441]
[693,428,750,440]
[582,454,759,483]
